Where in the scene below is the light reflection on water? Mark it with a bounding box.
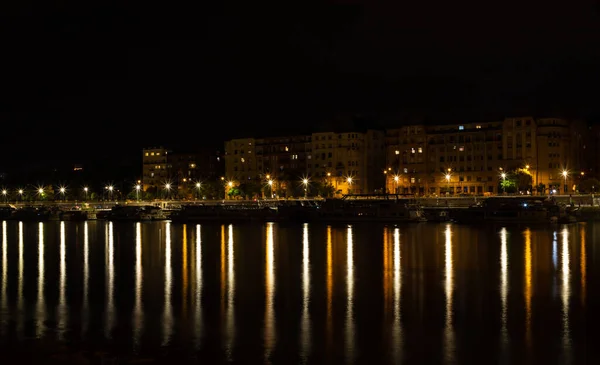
[0,221,595,364]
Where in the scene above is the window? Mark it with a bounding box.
[395,150,400,155]
[241,158,245,163]
[476,125,482,129]
[145,152,149,156]
[418,147,423,153]
[459,146,464,152]
[459,125,464,130]
[403,168,408,173]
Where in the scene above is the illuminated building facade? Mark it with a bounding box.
[142,147,170,191]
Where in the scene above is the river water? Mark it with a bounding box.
[0,220,598,364]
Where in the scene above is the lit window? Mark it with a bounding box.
[459,146,464,152]
[403,168,408,173]
[285,146,289,151]
[395,150,400,155]
[418,147,423,153]
[190,163,196,168]
[411,148,415,154]
[459,126,464,130]
[151,152,155,156]
[411,178,416,183]
[145,153,149,156]
[156,153,160,156]
[241,158,245,163]
[476,125,482,129]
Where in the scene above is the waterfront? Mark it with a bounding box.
[0,221,598,364]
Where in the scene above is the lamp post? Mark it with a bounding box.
[302,178,309,199]
[195,182,201,200]
[1,189,6,204]
[83,187,88,201]
[227,181,233,200]
[393,175,399,194]
[17,189,23,202]
[135,184,141,201]
[445,174,451,195]
[59,187,66,202]
[268,179,273,199]
[347,177,353,194]
[107,185,114,201]
[164,183,171,200]
[562,170,568,194]
[501,173,506,194]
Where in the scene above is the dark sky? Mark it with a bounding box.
[1,1,599,172]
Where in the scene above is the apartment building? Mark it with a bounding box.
[142,147,170,191]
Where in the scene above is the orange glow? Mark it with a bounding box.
[524,229,532,343]
[580,225,586,307]
[182,224,188,317]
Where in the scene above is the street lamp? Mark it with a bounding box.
[1,189,6,204]
[302,178,309,198]
[501,172,507,194]
[195,182,201,200]
[267,179,273,198]
[17,189,23,202]
[59,186,66,201]
[393,175,400,194]
[107,185,114,201]
[164,183,171,199]
[83,187,88,201]
[445,174,451,195]
[562,170,568,193]
[346,176,353,194]
[135,184,141,201]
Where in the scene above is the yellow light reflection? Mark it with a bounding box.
[195,224,203,349]
[561,228,571,350]
[383,228,391,314]
[500,228,509,344]
[300,223,311,359]
[162,222,173,346]
[580,225,586,308]
[524,228,532,343]
[82,222,89,336]
[57,221,68,340]
[220,225,225,317]
[444,224,454,363]
[326,226,333,350]
[1,221,7,336]
[345,225,355,362]
[133,222,143,348]
[105,222,115,339]
[36,222,45,338]
[264,223,276,361]
[226,224,235,358]
[182,224,188,318]
[392,228,403,362]
[17,222,24,337]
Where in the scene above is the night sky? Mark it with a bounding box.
[1,1,599,174]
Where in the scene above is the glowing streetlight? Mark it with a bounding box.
[83,186,88,201]
[346,176,353,194]
[135,184,141,201]
[267,179,273,198]
[501,172,507,194]
[1,189,7,204]
[393,175,400,194]
[59,186,66,201]
[17,189,23,201]
[562,170,568,193]
[107,185,114,201]
[445,173,451,194]
[164,183,172,200]
[302,178,309,198]
[195,182,202,200]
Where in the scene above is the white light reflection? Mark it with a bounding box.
[392,228,403,362]
[36,222,45,338]
[195,224,203,349]
[162,223,173,345]
[1,221,7,336]
[500,228,509,345]
[264,223,276,362]
[561,228,571,355]
[133,222,143,348]
[552,231,558,269]
[82,222,89,336]
[17,222,24,337]
[104,222,115,339]
[444,224,455,363]
[300,224,311,359]
[57,222,68,340]
[225,224,235,358]
[345,225,355,363]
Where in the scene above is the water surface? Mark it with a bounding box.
[0,220,598,364]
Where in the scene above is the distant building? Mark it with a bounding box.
[142,147,170,191]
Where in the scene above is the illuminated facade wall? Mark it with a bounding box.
[142,147,170,190]
[224,138,258,182]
